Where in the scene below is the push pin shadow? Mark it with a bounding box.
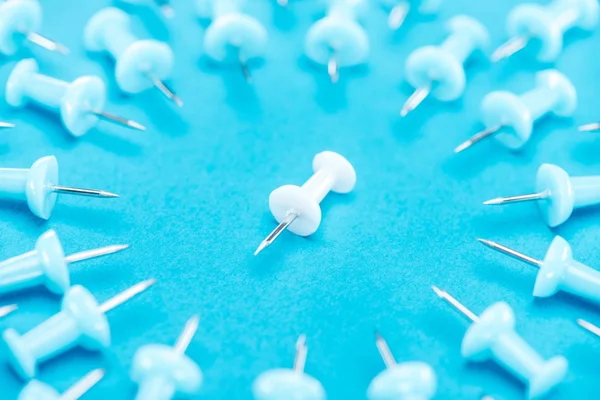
[18,369,105,400]
[304,0,369,84]
[252,335,326,400]
[0,0,69,56]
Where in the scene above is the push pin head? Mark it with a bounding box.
[203,14,268,65]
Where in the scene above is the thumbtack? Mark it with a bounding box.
[254,151,356,255]
[0,304,17,318]
[0,229,128,296]
[3,279,155,380]
[18,368,105,400]
[0,0,69,56]
[479,236,600,304]
[577,319,600,337]
[304,0,369,83]
[6,59,145,137]
[492,0,599,63]
[83,7,181,106]
[483,163,597,227]
[0,155,118,220]
[131,315,203,400]
[401,15,489,116]
[196,0,268,82]
[367,331,437,400]
[454,70,576,153]
[432,286,568,399]
[379,0,442,30]
[253,335,326,400]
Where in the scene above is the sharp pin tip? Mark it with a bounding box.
[431,285,444,297]
[101,191,119,198]
[254,242,268,256]
[483,198,501,205]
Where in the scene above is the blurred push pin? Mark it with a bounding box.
[379,0,442,30]
[18,369,105,400]
[0,229,128,296]
[305,0,369,83]
[254,151,356,255]
[484,163,598,227]
[6,59,145,137]
[432,286,568,399]
[131,316,203,400]
[479,236,600,304]
[3,279,155,380]
[118,0,175,18]
[0,155,118,220]
[577,319,600,337]
[253,335,326,400]
[367,331,437,400]
[401,15,489,117]
[492,0,599,63]
[0,0,69,56]
[196,0,268,82]
[84,7,181,106]
[455,70,576,153]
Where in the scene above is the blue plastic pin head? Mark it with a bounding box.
[18,369,105,400]
[0,229,128,296]
[0,0,68,56]
[252,335,326,400]
[479,236,600,305]
[131,316,203,400]
[5,59,145,136]
[367,332,437,400]
[402,15,489,116]
[493,0,599,63]
[455,69,576,154]
[484,163,599,227]
[433,287,567,399]
[0,155,118,220]
[304,0,369,83]
[3,280,154,380]
[196,0,267,82]
[379,0,442,30]
[84,7,181,106]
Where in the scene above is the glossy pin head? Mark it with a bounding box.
[252,335,326,400]
[18,369,105,400]
[499,0,599,62]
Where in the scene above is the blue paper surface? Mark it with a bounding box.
[1,0,600,399]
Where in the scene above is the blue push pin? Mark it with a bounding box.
[401,15,489,117]
[117,0,175,19]
[0,155,118,220]
[379,0,442,30]
[479,237,600,304]
[454,70,576,153]
[492,0,599,63]
[6,59,146,137]
[83,7,181,106]
[196,0,268,82]
[131,316,203,400]
[304,0,369,83]
[3,279,155,380]
[367,331,437,400]
[0,0,69,56]
[0,229,128,296]
[484,163,598,227]
[252,335,326,400]
[18,369,105,400]
[432,286,568,399]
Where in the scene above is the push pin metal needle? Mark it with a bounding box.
[380,0,442,30]
[0,0,69,56]
[0,305,17,318]
[253,335,325,400]
[255,151,356,255]
[577,319,600,337]
[0,121,15,128]
[492,0,598,63]
[18,368,105,400]
[0,229,128,296]
[84,7,181,107]
[479,236,600,305]
[3,279,155,380]
[305,0,369,83]
[196,0,268,83]
[131,315,203,400]
[432,286,567,399]
[368,331,437,400]
[579,122,600,132]
[156,0,175,18]
[401,15,489,117]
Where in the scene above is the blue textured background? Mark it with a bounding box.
[1,0,600,399]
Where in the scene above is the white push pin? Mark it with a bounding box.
[254,151,356,255]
